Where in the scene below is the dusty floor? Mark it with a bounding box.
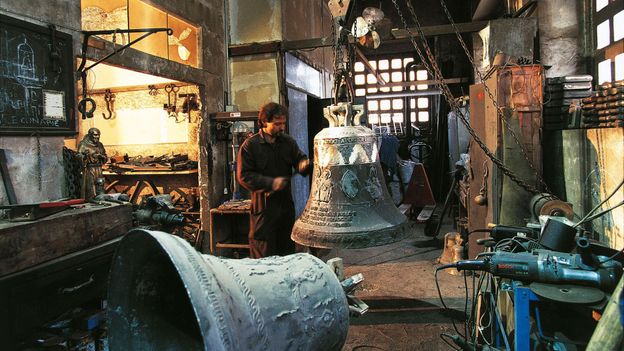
[319,223,468,351]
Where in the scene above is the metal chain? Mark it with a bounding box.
[331,19,343,105]
[391,0,543,195]
[438,0,551,194]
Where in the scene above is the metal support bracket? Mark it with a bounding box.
[75,27,172,119]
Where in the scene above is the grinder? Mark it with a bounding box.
[443,249,622,292]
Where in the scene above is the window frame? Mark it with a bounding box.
[592,0,624,83]
[353,54,433,138]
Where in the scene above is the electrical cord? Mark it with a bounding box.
[599,247,624,265]
[574,179,624,227]
[435,265,466,339]
[575,200,624,228]
[439,333,461,351]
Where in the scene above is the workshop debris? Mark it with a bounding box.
[18,305,109,351]
[0,199,85,222]
[582,79,624,128]
[134,194,198,245]
[105,153,197,173]
[134,194,185,229]
[543,75,593,129]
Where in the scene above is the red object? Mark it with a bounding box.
[39,199,85,208]
[401,164,436,209]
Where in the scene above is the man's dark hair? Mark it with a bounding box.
[258,102,288,127]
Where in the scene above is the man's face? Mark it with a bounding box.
[90,131,101,143]
[264,115,287,137]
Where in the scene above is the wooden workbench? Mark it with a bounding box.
[0,202,133,276]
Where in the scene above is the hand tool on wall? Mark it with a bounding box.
[164,84,180,120]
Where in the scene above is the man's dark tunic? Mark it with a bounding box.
[237,130,309,256]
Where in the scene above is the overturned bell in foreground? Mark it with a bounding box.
[291,103,409,249]
[108,229,349,351]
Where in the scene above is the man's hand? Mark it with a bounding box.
[297,159,310,173]
[272,177,289,192]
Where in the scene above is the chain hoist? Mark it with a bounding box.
[390,0,543,195]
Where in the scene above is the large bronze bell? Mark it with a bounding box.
[292,102,409,248]
[108,229,349,350]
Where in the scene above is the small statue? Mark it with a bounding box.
[77,127,107,200]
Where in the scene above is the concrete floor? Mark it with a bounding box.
[319,223,468,351]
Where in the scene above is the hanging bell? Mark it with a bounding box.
[291,102,409,249]
[108,229,350,351]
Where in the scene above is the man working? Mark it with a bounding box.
[237,102,311,258]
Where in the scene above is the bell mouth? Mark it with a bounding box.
[108,229,206,350]
[292,218,409,249]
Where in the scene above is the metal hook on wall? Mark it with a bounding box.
[103,89,116,120]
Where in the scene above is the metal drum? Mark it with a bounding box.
[108,229,349,351]
[291,103,408,249]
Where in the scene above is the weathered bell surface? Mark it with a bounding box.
[292,103,409,249]
[108,229,349,351]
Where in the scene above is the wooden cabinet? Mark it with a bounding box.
[0,238,120,348]
[0,203,132,348]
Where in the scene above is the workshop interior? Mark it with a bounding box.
[0,0,623,350]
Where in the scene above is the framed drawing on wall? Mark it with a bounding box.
[0,13,76,135]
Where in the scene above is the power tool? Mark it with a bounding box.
[443,249,622,292]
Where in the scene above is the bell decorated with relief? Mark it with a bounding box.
[291,102,409,249]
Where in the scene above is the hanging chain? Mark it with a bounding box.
[438,0,551,194]
[391,0,543,195]
[331,19,343,105]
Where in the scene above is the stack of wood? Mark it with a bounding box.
[543,75,593,129]
[581,79,624,128]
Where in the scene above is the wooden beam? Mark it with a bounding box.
[391,21,489,39]
[281,37,334,51]
[228,41,281,57]
[354,46,387,85]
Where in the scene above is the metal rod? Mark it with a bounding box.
[77,28,172,74]
[366,90,442,99]
[84,30,171,72]
[354,46,386,85]
[82,27,172,36]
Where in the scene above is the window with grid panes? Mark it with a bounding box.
[353,56,431,136]
[594,0,624,83]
